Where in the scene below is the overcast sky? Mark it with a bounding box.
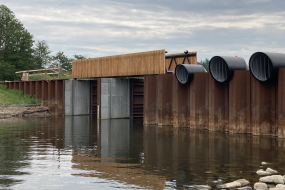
[2,0,285,62]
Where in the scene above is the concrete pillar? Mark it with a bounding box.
[100,78,130,119]
[64,80,91,116]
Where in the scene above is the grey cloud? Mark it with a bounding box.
[1,0,285,62]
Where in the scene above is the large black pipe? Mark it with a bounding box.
[249,52,285,82]
[175,64,206,84]
[209,56,247,83]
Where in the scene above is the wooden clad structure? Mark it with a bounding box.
[72,50,197,78]
[72,50,165,78]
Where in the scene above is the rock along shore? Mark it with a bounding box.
[0,104,52,119]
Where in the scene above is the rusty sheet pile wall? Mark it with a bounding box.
[72,50,166,78]
[144,68,285,138]
[3,80,64,115]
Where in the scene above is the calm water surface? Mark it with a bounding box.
[0,116,285,190]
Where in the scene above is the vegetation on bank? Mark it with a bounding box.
[0,84,38,106]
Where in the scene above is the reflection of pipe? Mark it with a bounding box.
[175,64,206,84]
[209,56,247,83]
[249,52,285,82]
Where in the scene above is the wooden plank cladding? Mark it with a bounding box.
[72,50,166,78]
[72,50,198,78]
[143,70,285,138]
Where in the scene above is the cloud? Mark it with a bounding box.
[1,0,285,61]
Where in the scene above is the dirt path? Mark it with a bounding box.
[0,104,52,119]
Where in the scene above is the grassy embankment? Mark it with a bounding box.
[0,84,39,106]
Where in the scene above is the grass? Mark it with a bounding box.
[0,84,39,106]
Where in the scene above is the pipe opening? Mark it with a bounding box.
[249,52,274,82]
[209,56,247,83]
[175,64,206,84]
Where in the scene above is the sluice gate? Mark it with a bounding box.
[2,50,285,138]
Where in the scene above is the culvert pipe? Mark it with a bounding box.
[249,52,285,82]
[209,56,247,83]
[175,64,206,84]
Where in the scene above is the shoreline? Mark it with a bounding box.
[0,104,52,119]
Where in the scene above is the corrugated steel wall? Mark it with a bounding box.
[3,80,64,115]
[144,70,285,138]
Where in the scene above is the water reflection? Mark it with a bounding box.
[0,116,285,190]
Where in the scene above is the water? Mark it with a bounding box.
[0,116,285,190]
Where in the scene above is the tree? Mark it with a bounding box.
[32,40,51,69]
[0,5,35,80]
[198,58,210,72]
[51,51,72,71]
[73,54,88,60]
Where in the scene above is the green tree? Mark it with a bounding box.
[51,53,88,71]
[198,58,210,72]
[73,54,88,60]
[32,40,51,68]
[51,51,72,71]
[0,5,35,81]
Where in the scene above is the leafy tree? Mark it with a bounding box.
[50,52,88,71]
[0,5,35,81]
[73,54,88,60]
[32,40,51,68]
[51,51,72,71]
[198,58,210,72]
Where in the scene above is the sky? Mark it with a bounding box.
[2,0,285,62]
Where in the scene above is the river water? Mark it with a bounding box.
[0,116,285,190]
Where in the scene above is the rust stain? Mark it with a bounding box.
[190,73,209,129]
[278,68,285,138]
[251,75,277,136]
[172,77,190,127]
[157,74,174,126]
[208,75,229,131]
[229,70,251,134]
[143,75,158,125]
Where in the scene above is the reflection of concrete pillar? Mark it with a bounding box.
[100,119,131,159]
[64,115,90,148]
[101,78,130,119]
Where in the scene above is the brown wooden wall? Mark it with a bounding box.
[72,50,166,78]
[144,69,285,138]
[3,80,64,115]
[72,50,197,78]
